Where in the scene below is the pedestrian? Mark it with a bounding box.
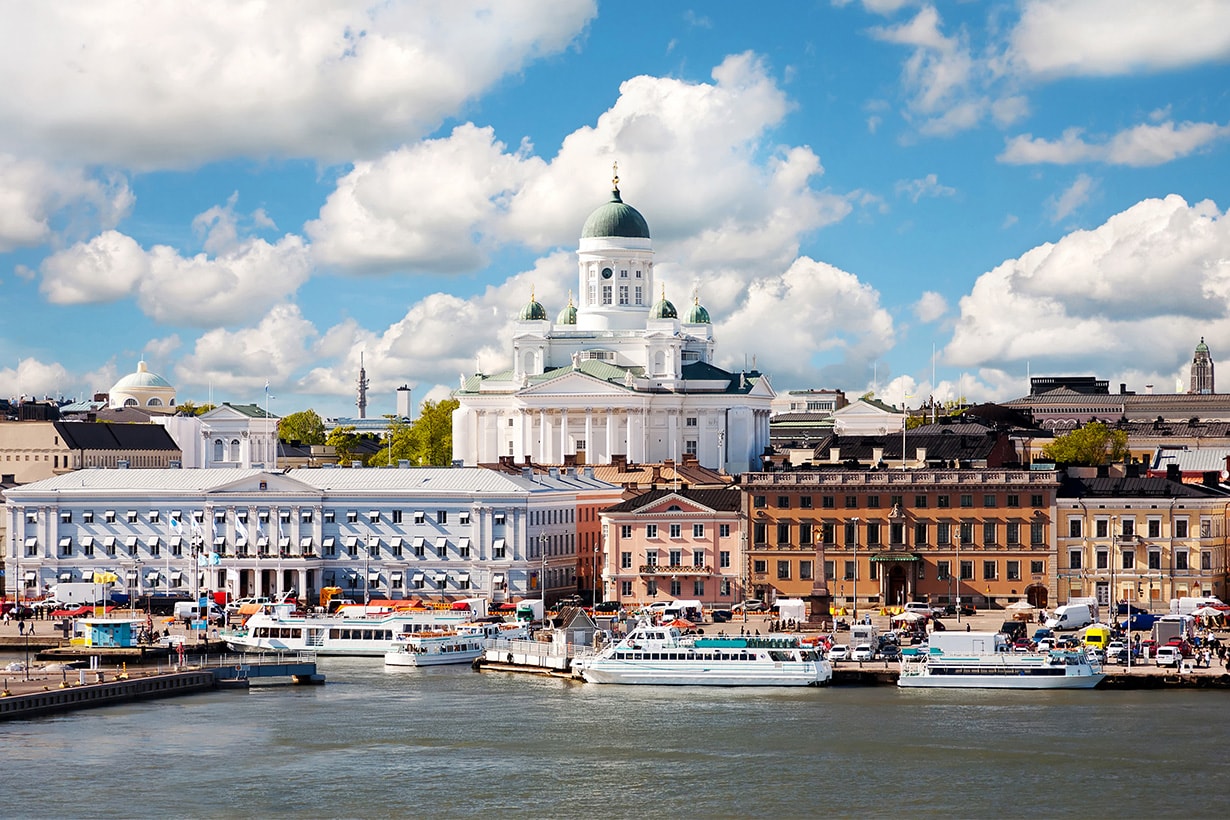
[18,620,24,636]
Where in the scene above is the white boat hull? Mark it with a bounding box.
[897,673,1104,689]
[898,652,1105,689]
[224,610,471,656]
[577,660,832,686]
[384,647,484,667]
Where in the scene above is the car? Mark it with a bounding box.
[879,644,901,661]
[852,643,875,662]
[710,609,733,623]
[1155,645,1182,668]
[226,596,271,613]
[1032,628,1054,643]
[903,602,932,619]
[1165,638,1195,658]
[1085,647,1105,663]
[593,601,620,614]
[1105,640,1127,658]
[732,599,765,613]
[1106,647,1129,665]
[1035,639,1053,653]
[828,644,849,661]
[1012,640,1036,653]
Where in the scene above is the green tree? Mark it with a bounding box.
[176,401,215,416]
[278,409,326,444]
[370,398,459,466]
[327,425,360,464]
[1042,421,1129,466]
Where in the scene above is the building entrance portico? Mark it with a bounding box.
[872,554,920,606]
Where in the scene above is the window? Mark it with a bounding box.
[1031,522,1045,545]
[1069,549,1083,570]
[1147,518,1161,539]
[753,523,766,544]
[414,511,426,524]
[914,495,928,508]
[753,560,766,573]
[646,524,658,538]
[621,581,633,597]
[890,495,903,510]
[620,525,632,539]
[866,523,880,546]
[685,416,698,427]
[719,524,730,538]
[914,523,928,545]
[1006,523,1020,545]
[777,523,790,544]
[777,561,791,580]
[960,561,973,581]
[1201,552,1211,570]
[844,523,857,546]
[83,510,94,523]
[437,511,448,525]
[1031,560,1044,575]
[1175,518,1189,538]
[983,494,997,508]
[843,561,855,581]
[126,510,138,523]
[845,495,858,509]
[1030,494,1044,508]
[960,494,973,508]
[1069,518,1083,538]
[1122,518,1136,538]
[692,550,704,567]
[937,495,950,509]
[983,523,996,545]
[693,579,706,597]
[1122,550,1135,570]
[1176,550,1189,571]
[368,510,380,523]
[936,523,950,546]
[822,496,835,509]
[670,524,682,539]
[1006,494,1020,508]
[821,523,835,545]
[148,510,160,523]
[960,522,974,545]
[1096,551,1109,570]
[800,523,813,545]
[982,560,997,580]
[719,551,731,568]
[1200,518,1212,538]
[800,496,813,509]
[1006,561,1020,581]
[824,560,835,580]
[693,524,704,538]
[618,285,628,305]
[867,495,880,509]
[777,496,790,508]
[753,495,766,508]
[60,511,72,523]
[1148,550,1161,570]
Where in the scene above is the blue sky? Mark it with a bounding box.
[3,0,1230,419]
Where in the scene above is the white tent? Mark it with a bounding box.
[774,598,807,622]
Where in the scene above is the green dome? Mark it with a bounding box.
[556,293,577,325]
[581,188,650,239]
[684,296,710,324]
[650,294,678,320]
[113,360,173,390]
[519,291,547,321]
[1196,337,1209,353]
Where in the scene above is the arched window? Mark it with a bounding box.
[523,352,535,373]
[653,351,666,374]
[213,439,224,461]
[230,439,241,461]
[123,398,138,407]
[148,397,163,407]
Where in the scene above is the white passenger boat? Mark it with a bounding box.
[224,605,473,656]
[571,621,832,686]
[897,649,1105,689]
[384,621,530,667]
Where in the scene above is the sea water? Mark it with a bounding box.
[2,656,1227,819]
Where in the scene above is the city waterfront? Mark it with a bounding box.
[3,654,1228,818]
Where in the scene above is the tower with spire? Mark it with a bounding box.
[356,352,370,418]
[1190,337,1215,395]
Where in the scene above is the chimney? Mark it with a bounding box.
[1145,384,1154,394]
[1166,463,1181,481]
[612,454,627,470]
[651,465,662,483]
[830,447,839,463]
[563,453,577,467]
[398,459,410,468]
[521,467,534,480]
[915,447,926,463]
[1203,471,1220,487]
[584,467,595,479]
[548,467,560,479]
[351,460,363,468]
[872,447,883,464]
[1120,383,1127,394]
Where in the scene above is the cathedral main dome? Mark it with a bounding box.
[581,188,650,239]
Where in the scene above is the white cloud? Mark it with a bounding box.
[174,303,321,396]
[1009,0,1230,78]
[0,357,73,400]
[39,201,313,325]
[895,173,956,203]
[913,291,947,322]
[945,196,1230,385]
[1000,121,1230,167]
[309,52,850,278]
[1049,173,1095,223]
[0,0,597,168]
[0,155,132,251]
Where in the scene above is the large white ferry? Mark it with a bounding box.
[384,621,530,667]
[898,649,1105,689]
[571,621,832,686]
[224,605,474,656]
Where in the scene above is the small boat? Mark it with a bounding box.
[897,649,1105,689]
[571,621,832,686]
[224,604,473,656]
[384,622,530,667]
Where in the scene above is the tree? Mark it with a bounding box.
[279,409,326,444]
[1041,421,1129,466]
[327,425,360,464]
[370,398,459,467]
[176,401,215,416]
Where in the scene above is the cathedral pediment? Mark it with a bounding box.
[517,370,631,397]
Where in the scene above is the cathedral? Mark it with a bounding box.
[452,170,774,474]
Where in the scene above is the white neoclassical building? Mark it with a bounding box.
[453,173,774,474]
[4,465,620,607]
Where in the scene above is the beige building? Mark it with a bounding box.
[0,420,181,483]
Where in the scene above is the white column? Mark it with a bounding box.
[606,408,615,461]
[624,410,634,460]
[584,410,593,460]
[668,409,679,460]
[560,409,569,461]
[538,411,548,463]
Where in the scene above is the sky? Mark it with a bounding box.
[2,0,1230,420]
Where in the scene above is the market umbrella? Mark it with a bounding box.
[668,618,697,629]
[892,611,924,622]
[1191,606,1224,617]
[1007,600,1035,611]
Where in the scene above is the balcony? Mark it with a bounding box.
[639,564,714,576]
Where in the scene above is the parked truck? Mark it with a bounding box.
[928,631,1007,655]
[1151,614,1193,646]
[1068,596,1100,623]
[47,582,113,606]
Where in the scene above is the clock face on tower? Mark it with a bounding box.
[601,267,613,279]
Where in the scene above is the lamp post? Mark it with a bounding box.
[850,517,860,622]
[1110,516,1117,629]
[955,532,962,623]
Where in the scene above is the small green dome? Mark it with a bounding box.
[1196,337,1209,353]
[519,290,547,321]
[650,289,677,320]
[684,296,710,324]
[113,360,173,390]
[556,292,577,325]
[581,188,650,239]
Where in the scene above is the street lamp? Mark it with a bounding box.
[1110,516,1117,628]
[850,517,860,623]
[955,531,962,623]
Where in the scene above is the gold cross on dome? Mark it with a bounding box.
[612,161,619,191]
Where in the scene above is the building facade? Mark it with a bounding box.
[0,420,181,483]
[453,173,774,474]
[599,488,743,608]
[4,466,621,608]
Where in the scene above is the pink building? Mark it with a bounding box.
[599,489,743,608]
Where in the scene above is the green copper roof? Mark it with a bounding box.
[1196,337,1209,353]
[683,298,710,324]
[650,296,677,319]
[519,295,548,321]
[581,189,650,239]
[556,295,577,325]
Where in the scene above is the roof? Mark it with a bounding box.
[1149,448,1230,473]
[602,488,742,513]
[111,360,172,390]
[288,466,619,494]
[207,402,275,419]
[53,420,179,452]
[580,188,650,239]
[7,468,274,494]
[811,432,1004,463]
[1058,475,1230,498]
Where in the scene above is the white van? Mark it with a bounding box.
[173,601,223,623]
[1045,604,1094,631]
[1154,645,1182,668]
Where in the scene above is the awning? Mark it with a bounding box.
[435,537,448,550]
[148,510,159,519]
[257,536,269,547]
[103,536,117,548]
[367,571,381,582]
[236,537,248,547]
[169,535,183,548]
[147,536,160,548]
[59,571,73,581]
[24,570,37,581]
[414,511,425,520]
[322,536,335,548]
[869,552,921,563]
[345,536,359,549]
[411,572,425,583]
[368,510,379,519]
[278,536,291,548]
[24,536,37,548]
[301,510,312,519]
[59,537,72,548]
[300,536,313,548]
[492,573,505,585]
[104,510,115,519]
[126,510,138,520]
[434,572,449,585]
[81,536,94,548]
[82,570,95,582]
[213,536,227,547]
[367,536,380,548]
[146,571,160,583]
[125,569,138,580]
[125,536,138,548]
[412,536,425,549]
[170,571,184,583]
[59,511,71,521]
[214,511,226,520]
[458,537,470,551]
[492,537,505,552]
[389,536,403,548]
[457,572,470,583]
[390,572,403,581]
[171,510,182,520]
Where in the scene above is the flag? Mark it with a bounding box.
[170,515,182,533]
[236,516,248,541]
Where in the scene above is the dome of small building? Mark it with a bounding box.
[1196,337,1210,354]
[519,290,548,321]
[556,292,577,325]
[684,296,710,324]
[650,287,677,320]
[109,360,176,412]
[581,167,650,239]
